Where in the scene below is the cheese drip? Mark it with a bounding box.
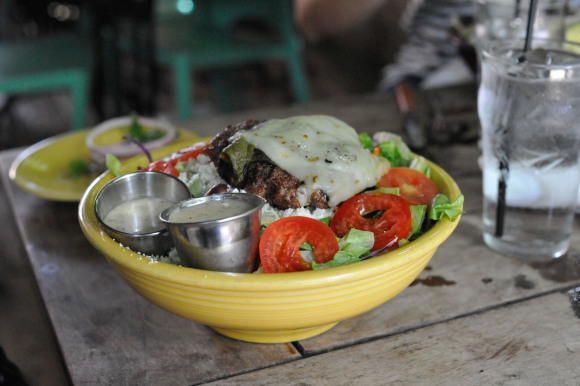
[239,115,390,207]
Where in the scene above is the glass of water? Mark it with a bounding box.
[478,37,580,260]
[475,0,568,44]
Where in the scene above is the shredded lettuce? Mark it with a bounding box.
[106,154,122,177]
[360,131,432,176]
[339,228,375,255]
[359,133,374,151]
[174,162,186,173]
[409,156,431,177]
[408,204,427,240]
[260,209,278,228]
[372,186,400,195]
[429,194,465,222]
[189,178,205,197]
[375,134,413,167]
[312,251,362,269]
[313,229,374,269]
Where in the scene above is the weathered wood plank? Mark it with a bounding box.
[206,291,580,385]
[0,148,69,386]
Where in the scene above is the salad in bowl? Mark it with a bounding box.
[79,115,463,343]
[105,115,463,272]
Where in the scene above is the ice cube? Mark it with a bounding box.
[520,48,550,64]
[520,47,580,66]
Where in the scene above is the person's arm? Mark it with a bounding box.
[294,0,388,43]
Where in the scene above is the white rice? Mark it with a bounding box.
[178,153,226,197]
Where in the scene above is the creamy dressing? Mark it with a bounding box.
[237,115,390,207]
[104,197,175,234]
[168,199,252,223]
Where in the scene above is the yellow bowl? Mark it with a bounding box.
[79,146,462,343]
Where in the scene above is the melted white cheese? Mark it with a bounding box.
[238,115,390,207]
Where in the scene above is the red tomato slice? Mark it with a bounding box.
[169,144,208,166]
[378,167,439,206]
[142,143,207,177]
[330,192,411,251]
[142,160,179,177]
[259,216,340,273]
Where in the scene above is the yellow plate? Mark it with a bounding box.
[9,129,202,202]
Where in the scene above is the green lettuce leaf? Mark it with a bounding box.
[189,178,205,197]
[408,204,427,240]
[106,154,121,177]
[312,251,362,269]
[377,135,413,167]
[359,133,374,151]
[372,186,400,195]
[409,156,431,178]
[339,228,374,255]
[428,194,465,221]
[313,229,374,269]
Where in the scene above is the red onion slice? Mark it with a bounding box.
[86,116,177,163]
[360,237,399,260]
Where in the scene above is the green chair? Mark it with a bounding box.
[0,9,93,131]
[156,0,311,120]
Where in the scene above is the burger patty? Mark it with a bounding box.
[204,119,330,210]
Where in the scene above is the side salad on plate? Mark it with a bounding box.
[106,115,463,273]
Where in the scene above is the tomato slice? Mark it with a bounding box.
[142,143,207,177]
[378,167,439,206]
[330,192,411,251]
[259,216,340,273]
[142,160,179,177]
[169,144,208,166]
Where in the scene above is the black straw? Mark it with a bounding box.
[524,0,539,52]
[495,157,509,236]
[495,0,538,237]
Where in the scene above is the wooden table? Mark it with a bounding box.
[1,86,580,385]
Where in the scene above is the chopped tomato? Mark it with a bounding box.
[378,167,439,206]
[142,160,179,177]
[169,144,208,165]
[259,216,339,273]
[330,192,411,251]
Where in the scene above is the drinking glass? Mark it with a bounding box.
[478,37,580,260]
[475,0,569,44]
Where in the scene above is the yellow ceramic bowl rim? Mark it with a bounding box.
[79,144,462,292]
